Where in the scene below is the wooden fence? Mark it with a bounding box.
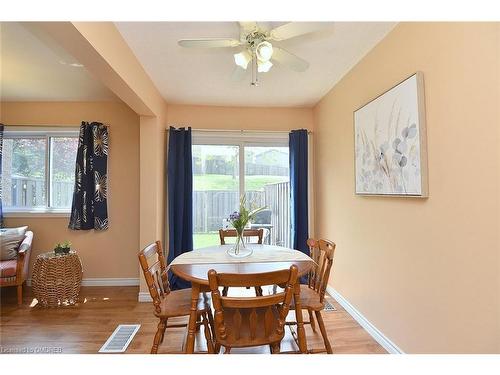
[264,181,291,247]
[7,176,73,208]
[193,190,264,232]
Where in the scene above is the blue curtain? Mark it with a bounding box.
[289,129,309,255]
[0,124,3,228]
[167,127,193,290]
[69,122,109,230]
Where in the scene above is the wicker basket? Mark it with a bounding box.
[32,251,83,307]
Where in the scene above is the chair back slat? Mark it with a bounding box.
[249,308,257,340]
[307,238,336,303]
[219,229,264,245]
[150,263,166,295]
[216,268,291,287]
[233,309,242,340]
[138,241,170,314]
[208,265,298,347]
[264,306,273,337]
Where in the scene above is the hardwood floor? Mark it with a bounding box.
[0,285,386,354]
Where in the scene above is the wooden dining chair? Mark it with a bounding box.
[138,241,216,354]
[219,228,265,297]
[208,265,298,354]
[218,228,264,245]
[287,238,336,354]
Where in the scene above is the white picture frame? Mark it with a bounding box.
[354,72,428,197]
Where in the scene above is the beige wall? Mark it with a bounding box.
[1,101,140,280]
[314,22,499,353]
[138,115,167,293]
[167,104,313,131]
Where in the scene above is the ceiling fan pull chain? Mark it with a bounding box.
[251,51,259,87]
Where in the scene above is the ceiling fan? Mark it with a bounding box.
[178,22,331,86]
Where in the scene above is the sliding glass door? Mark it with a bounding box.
[192,132,291,249]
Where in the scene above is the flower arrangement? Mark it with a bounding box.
[226,195,265,257]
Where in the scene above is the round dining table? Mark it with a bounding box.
[169,244,314,354]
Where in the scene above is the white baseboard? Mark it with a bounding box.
[326,286,404,354]
[138,292,152,302]
[26,278,139,287]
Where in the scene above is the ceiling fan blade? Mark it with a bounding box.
[178,38,241,48]
[238,22,257,33]
[269,22,331,41]
[272,47,309,72]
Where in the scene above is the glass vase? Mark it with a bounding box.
[226,231,253,258]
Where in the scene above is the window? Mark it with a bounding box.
[192,131,290,249]
[1,127,79,214]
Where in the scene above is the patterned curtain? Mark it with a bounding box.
[0,123,4,228]
[68,122,109,230]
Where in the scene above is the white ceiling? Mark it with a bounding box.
[116,22,396,107]
[0,22,117,102]
[1,22,396,107]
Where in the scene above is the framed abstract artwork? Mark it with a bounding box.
[354,72,428,197]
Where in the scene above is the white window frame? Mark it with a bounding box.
[2,126,79,217]
[192,130,289,199]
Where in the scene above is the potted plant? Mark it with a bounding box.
[226,195,265,258]
[54,240,72,255]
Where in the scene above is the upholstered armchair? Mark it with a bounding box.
[0,231,34,305]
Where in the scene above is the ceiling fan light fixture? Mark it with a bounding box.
[256,41,273,62]
[257,60,273,73]
[234,50,251,69]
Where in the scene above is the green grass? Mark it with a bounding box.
[194,232,221,249]
[194,174,287,191]
[193,232,239,249]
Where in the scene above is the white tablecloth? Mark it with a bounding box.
[170,244,312,265]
